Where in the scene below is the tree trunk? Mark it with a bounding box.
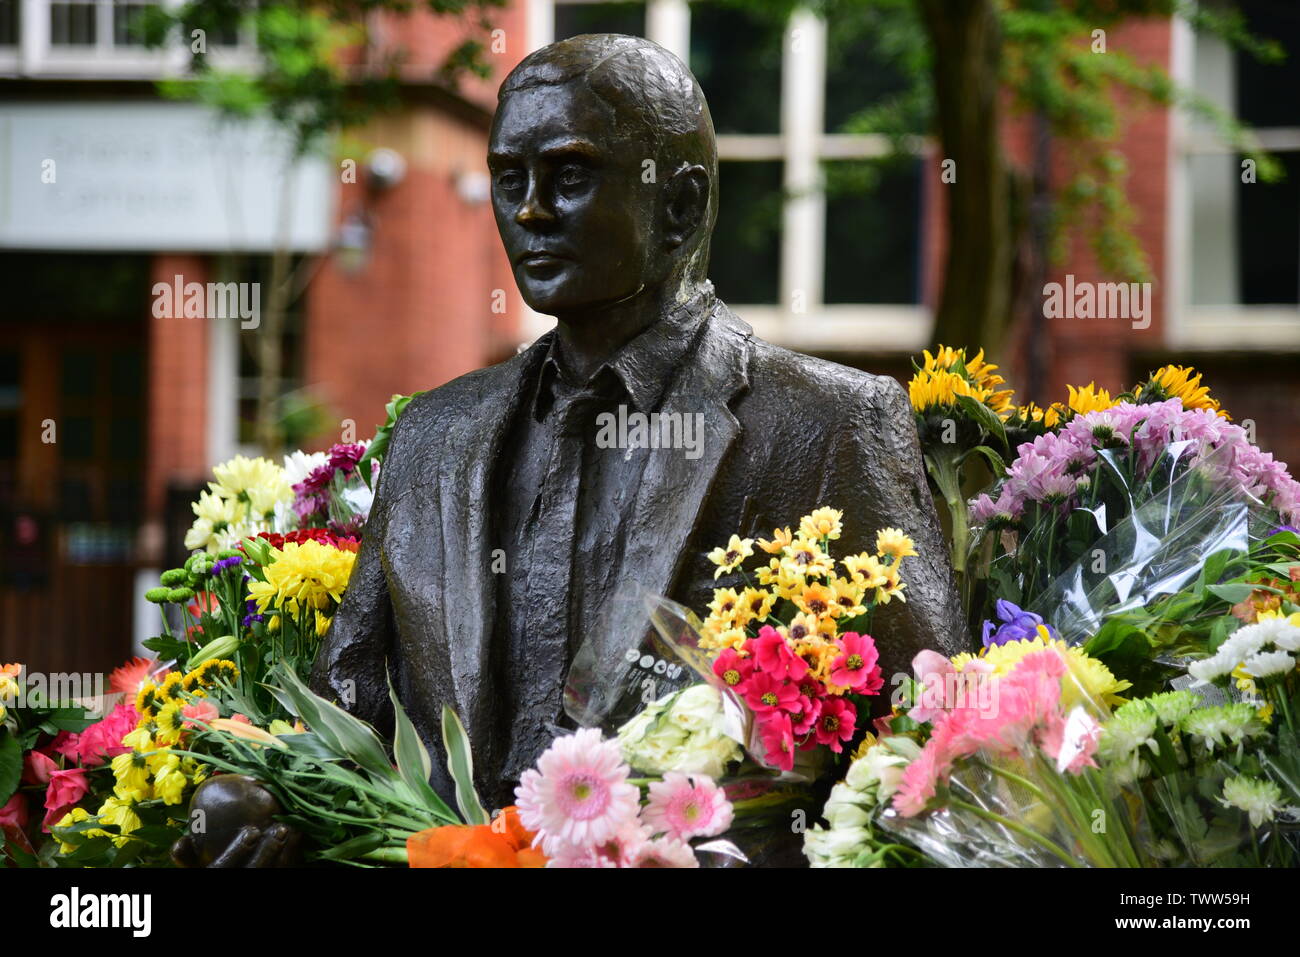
[917,0,1012,356]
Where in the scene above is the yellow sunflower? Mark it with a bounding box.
[706,535,755,578]
[1135,365,1228,418]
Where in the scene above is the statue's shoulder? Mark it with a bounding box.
[377,341,546,486]
[718,307,904,414]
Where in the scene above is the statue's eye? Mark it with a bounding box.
[556,165,589,189]
[495,170,525,192]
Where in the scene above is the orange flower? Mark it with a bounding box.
[407,806,546,868]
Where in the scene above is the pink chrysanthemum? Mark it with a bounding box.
[514,728,640,856]
[630,836,700,868]
[643,772,734,841]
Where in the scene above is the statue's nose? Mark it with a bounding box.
[515,177,557,228]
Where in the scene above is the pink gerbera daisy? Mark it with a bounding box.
[752,627,809,681]
[514,728,640,856]
[630,836,700,868]
[643,772,735,841]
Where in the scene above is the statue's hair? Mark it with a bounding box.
[500,34,717,281]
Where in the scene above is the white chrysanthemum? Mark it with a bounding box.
[1242,649,1296,679]
[282,449,329,488]
[1253,616,1300,652]
[1100,708,1157,760]
[1220,775,1284,828]
[1187,654,1235,684]
[1181,703,1265,750]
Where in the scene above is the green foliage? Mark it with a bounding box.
[139,1,506,158]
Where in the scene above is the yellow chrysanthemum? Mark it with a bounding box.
[110,751,151,802]
[156,671,186,704]
[135,681,160,719]
[248,540,358,614]
[210,454,293,511]
[1066,382,1116,416]
[54,807,109,854]
[706,535,755,579]
[151,753,189,806]
[875,527,918,563]
[1135,365,1228,418]
[799,507,844,542]
[97,796,143,846]
[952,634,1131,709]
[154,700,187,746]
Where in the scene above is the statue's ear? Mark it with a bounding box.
[662,163,710,250]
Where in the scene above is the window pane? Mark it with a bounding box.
[824,158,922,304]
[0,0,18,46]
[113,1,159,47]
[1234,0,1300,129]
[710,160,781,304]
[824,5,924,133]
[554,2,643,42]
[690,2,784,135]
[1238,150,1300,304]
[50,1,96,45]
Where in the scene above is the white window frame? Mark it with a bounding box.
[0,0,257,79]
[521,0,932,353]
[1167,15,1300,352]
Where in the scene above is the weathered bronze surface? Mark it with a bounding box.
[311,34,967,810]
[185,34,965,864]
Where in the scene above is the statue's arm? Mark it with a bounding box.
[828,375,970,681]
[309,437,402,729]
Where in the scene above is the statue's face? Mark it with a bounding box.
[489,81,660,316]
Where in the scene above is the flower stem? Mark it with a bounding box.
[947,797,1079,867]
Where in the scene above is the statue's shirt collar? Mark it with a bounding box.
[531,285,717,419]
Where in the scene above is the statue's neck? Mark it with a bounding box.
[552,278,707,385]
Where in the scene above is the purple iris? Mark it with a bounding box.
[981,599,1059,648]
[212,555,244,575]
[241,598,265,629]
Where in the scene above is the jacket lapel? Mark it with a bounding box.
[596,304,753,663]
[437,334,554,753]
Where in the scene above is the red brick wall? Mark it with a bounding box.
[145,254,209,539]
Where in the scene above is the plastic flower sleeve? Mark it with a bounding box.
[1023,442,1278,647]
[877,648,1155,867]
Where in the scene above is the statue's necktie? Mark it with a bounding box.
[518,386,605,740]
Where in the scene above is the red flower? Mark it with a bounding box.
[813,697,858,753]
[752,626,809,682]
[43,767,90,831]
[22,750,57,785]
[742,672,800,714]
[830,632,883,694]
[789,694,822,736]
[712,648,753,692]
[758,712,795,771]
[0,793,31,853]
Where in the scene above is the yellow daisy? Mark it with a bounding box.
[875,527,918,562]
[706,535,755,579]
[781,535,835,579]
[793,580,838,620]
[756,527,794,555]
[842,553,889,589]
[799,507,844,542]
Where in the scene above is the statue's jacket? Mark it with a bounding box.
[312,299,967,803]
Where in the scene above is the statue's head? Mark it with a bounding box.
[490,34,717,318]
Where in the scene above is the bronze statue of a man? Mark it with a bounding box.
[310,33,966,811]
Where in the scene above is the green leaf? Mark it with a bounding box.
[317,830,388,861]
[387,675,458,824]
[358,391,423,488]
[269,665,395,782]
[440,705,488,826]
[955,394,1009,456]
[1208,583,1272,605]
[963,443,1007,477]
[0,732,21,806]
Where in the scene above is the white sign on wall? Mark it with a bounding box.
[0,101,334,251]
